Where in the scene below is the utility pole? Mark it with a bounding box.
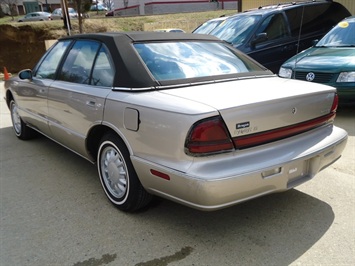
[60,0,71,35]
[238,0,242,12]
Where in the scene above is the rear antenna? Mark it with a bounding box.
[293,5,305,78]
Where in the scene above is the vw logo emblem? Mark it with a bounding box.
[292,107,297,114]
[306,72,315,81]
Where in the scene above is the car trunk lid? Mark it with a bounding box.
[161,76,336,146]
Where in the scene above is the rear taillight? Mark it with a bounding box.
[185,116,234,155]
[331,94,338,113]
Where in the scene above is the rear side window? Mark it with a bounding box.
[286,3,350,37]
[91,47,114,87]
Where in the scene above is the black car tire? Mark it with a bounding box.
[97,132,152,212]
[10,100,36,140]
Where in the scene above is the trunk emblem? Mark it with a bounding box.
[236,121,250,129]
[292,107,297,114]
[306,72,315,81]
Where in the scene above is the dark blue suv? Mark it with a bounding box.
[208,0,351,73]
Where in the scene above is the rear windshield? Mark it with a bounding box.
[134,41,263,81]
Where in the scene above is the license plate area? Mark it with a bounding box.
[287,160,311,188]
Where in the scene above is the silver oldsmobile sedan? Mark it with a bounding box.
[4,32,348,212]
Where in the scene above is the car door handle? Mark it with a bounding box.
[86,100,102,109]
[86,100,96,107]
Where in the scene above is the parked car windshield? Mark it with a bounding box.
[315,19,355,47]
[210,15,261,46]
[134,41,262,81]
[193,18,227,34]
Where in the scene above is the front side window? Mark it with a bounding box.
[135,41,262,81]
[255,13,289,41]
[35,40,71,79]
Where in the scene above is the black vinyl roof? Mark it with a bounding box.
[59,32,224,88]
[61,31,221,42]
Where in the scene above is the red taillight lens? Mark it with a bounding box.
[185,117,234,155]
[233,113,336,149]
[331,94,338,113]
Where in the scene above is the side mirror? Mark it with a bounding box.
[18,69,33,80]
[251,33,268,47]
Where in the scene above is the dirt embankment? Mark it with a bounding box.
[0,21,140,73]
[0,23,71,73]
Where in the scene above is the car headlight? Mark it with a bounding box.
[278,67,292,78]
[337,72,355,83]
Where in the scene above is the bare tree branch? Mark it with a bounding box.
[0,0,18,20]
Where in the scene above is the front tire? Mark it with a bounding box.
[97,133,152,212]
[10,100,35,140]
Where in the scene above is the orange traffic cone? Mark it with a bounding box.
[3,67,10,81]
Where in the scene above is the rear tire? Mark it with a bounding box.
[10,100,36,140]
[97,133,152,212]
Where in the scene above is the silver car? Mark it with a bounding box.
[4,32,348,212]
[17,12,52,22]
[50,7,78,20]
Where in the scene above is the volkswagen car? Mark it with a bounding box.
[279,16,355,105]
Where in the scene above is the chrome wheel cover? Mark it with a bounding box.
[100,144,128,200]
[11,102,22,135]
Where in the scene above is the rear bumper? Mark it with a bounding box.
[132,125,348,211]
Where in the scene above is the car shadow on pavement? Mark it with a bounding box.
[335,105,355,136]
[137,188,334,265]
[0,125,335,266]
